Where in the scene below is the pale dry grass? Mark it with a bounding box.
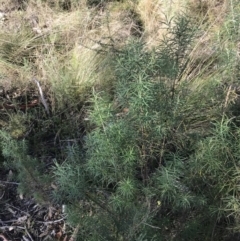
[0,0,236,109]
[0,0,109,104]
[11,0,138,110]
[136,0,228,49]
[188,0,228,23]
[137,0,188,46]
[176,0,231,87]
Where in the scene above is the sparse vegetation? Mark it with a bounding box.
[0,0,240,240]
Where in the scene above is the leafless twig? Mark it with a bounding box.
[35,217,66,225]
[25,227,34,241]
[69,224,80,241]
[0,234,9,241]
[32,78,50,115]
[6,204,30,216]
[143,222,161,230]
[0,226,25,230]
[224,85,232,109]
[0,180,19,185]
[0,191,4,199]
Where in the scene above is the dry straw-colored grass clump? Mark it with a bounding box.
[0,0,145,96]
[137,0,191,46]
[0,0,236,109]
[178,0,231,84]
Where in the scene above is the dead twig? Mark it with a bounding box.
[0,226,25,230]
[0,180,19,185]
[25,227,34,241]
[69,224,80,241]
[143,222,161,230]
[32,78,50,115]
[35,217,66,225]
[5,204,30,216]
[0,234,9,241]
[224,85,232,110]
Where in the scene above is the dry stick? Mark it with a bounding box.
[69,224,80,241]
[0,234,9,241]
[0,191,4,200]
[25,227,34,241]
[32,78,50,115]
[0,226,33,240]
[0,180,19,185]
[35,217,66,225]
[0,226,25,230]
[223,85,232,114]
[142,222,161,230]
[6,204,29,216]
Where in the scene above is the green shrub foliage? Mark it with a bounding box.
[1,11,240,241]
[52,14,225,240]
[0,130,52,203]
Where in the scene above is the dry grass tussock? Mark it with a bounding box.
[137,0,188,46]
[136,0,227,47]
[179,0,232,85]
[0,0,236,106]
[0,0,146,98]
[176,0,240,115]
